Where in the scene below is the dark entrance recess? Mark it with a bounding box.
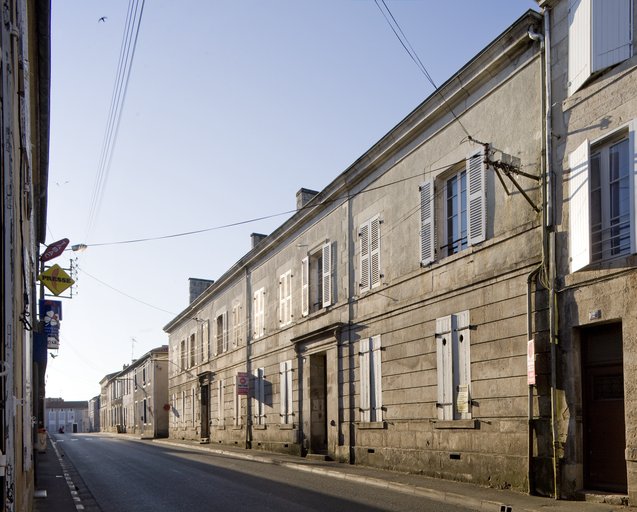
[582,323,627,493]
[309,353,328,454]
[200,384,209,440]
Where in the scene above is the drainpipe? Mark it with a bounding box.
[542,8,561,500]
[533,8,560,499]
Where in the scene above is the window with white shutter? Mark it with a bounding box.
[233,375,242,426]
[214,309,228,354]
[359,217,381,293]
[302,242,334,315]
[279,360,293,424]
[253,288,265,339]
[435,311,471,421]
[568,122,636,271]
[425,150,487,262]
[279,270,292,326]
[568,0,632,96]
[359,335,383,423]
[202,320,210,361]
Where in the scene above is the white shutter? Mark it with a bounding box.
[370,217,381,288]
[630,120,637,255]
[359,222,370,293]
[435,316,453,420]
[420,180,435,265]
[455,311,471,420]
[222,310,228,352]
[202,320,209,361]
[279,274,286,325]
[217,380,224,427]
[568,0,592,96]
[467,151,486,246]
[359,338,370,422]
[591,0,631,73]
[322,243,332,307]
[286,361,293,423]
[371,335,382,422]
[279,361,287,424]
[569,139,591,272]
[301,257,309,316]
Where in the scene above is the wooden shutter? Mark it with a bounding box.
[630,120,637,255]
[467,151,486,246]
[569,139,591,272]
[591,0,632,73]
[359,338,371,422]
[301,257,309,316]
[359,222,370,293]
[222,311,228,352]
[279,361,293,424]
[371,335,382,422]
[202,320,209,361]
[568,0,592,95]
[370,217,381,288]
[279,273,286,325]
[435,316,453,420]
[217,380,224,427]
[455,311,472,420]
[322,243,332,307]
[420,180,435,265]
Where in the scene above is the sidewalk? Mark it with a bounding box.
[34,431,634,512]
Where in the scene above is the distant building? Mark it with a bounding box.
[45,398,89,433]
[88,395,100,432]
[99,346,170,438]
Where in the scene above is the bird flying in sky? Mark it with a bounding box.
[98,16,107,23]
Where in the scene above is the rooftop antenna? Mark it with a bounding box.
[131,337,137,362]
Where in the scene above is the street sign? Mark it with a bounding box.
[38,264,75,296]
[236,372,249,395]
[40,238,69,263]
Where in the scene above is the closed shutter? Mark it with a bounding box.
[568,0,592,95]
[630,120,637,255]
[591,0,631,73]
[370,217,381,288]
[455,311,472,420]
[569,139,591,272]
[467,151,486,246]
[279,361,287,423]
[222,311,228,352]
[301,257,309,316]
[371,335,382,422]
[279,273,287,325]
[218,380,224,427]
[202,320,209,361]
[359,222,370,293]
[435,316,453,420]
[359,338,371,422]
[420,180,435,265]
[322,243,332,307]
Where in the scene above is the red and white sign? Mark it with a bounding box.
[40,238,70,263]
[527,339,536,386]
[236,372,249,395]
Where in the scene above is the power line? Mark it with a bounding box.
[374,0,472,140]
[86,0,146,238]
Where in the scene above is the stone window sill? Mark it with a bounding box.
[433,419,477,429]
[357,421,386,430]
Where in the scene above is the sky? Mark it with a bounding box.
[46,0,539,400]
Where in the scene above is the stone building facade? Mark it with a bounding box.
[45,398,89,433]
[98,346,170,438]
[539,0,637,502]
[165,10,553,494]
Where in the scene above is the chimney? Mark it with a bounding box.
[296,188,319,210]
[188,277,214,304]
[251,233,267,249]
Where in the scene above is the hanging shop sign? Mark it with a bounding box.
[39,299,62,350]
[38,264,74,296]
[40,238,70,263]
[236,372,249,395]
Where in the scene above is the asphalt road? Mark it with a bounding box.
[55,433,476,512]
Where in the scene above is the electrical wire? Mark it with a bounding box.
[374,0,472,140]
[86,0,146,239]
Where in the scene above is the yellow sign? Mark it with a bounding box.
[38,264,74,296]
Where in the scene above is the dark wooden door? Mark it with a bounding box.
[583,324,626,493]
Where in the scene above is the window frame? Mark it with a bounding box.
[359,216,381,293]
[253,288,266,339]
[568,121,637,272]
[359,335,383,423]
[279,269,293,327]
[279,360,293,424]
